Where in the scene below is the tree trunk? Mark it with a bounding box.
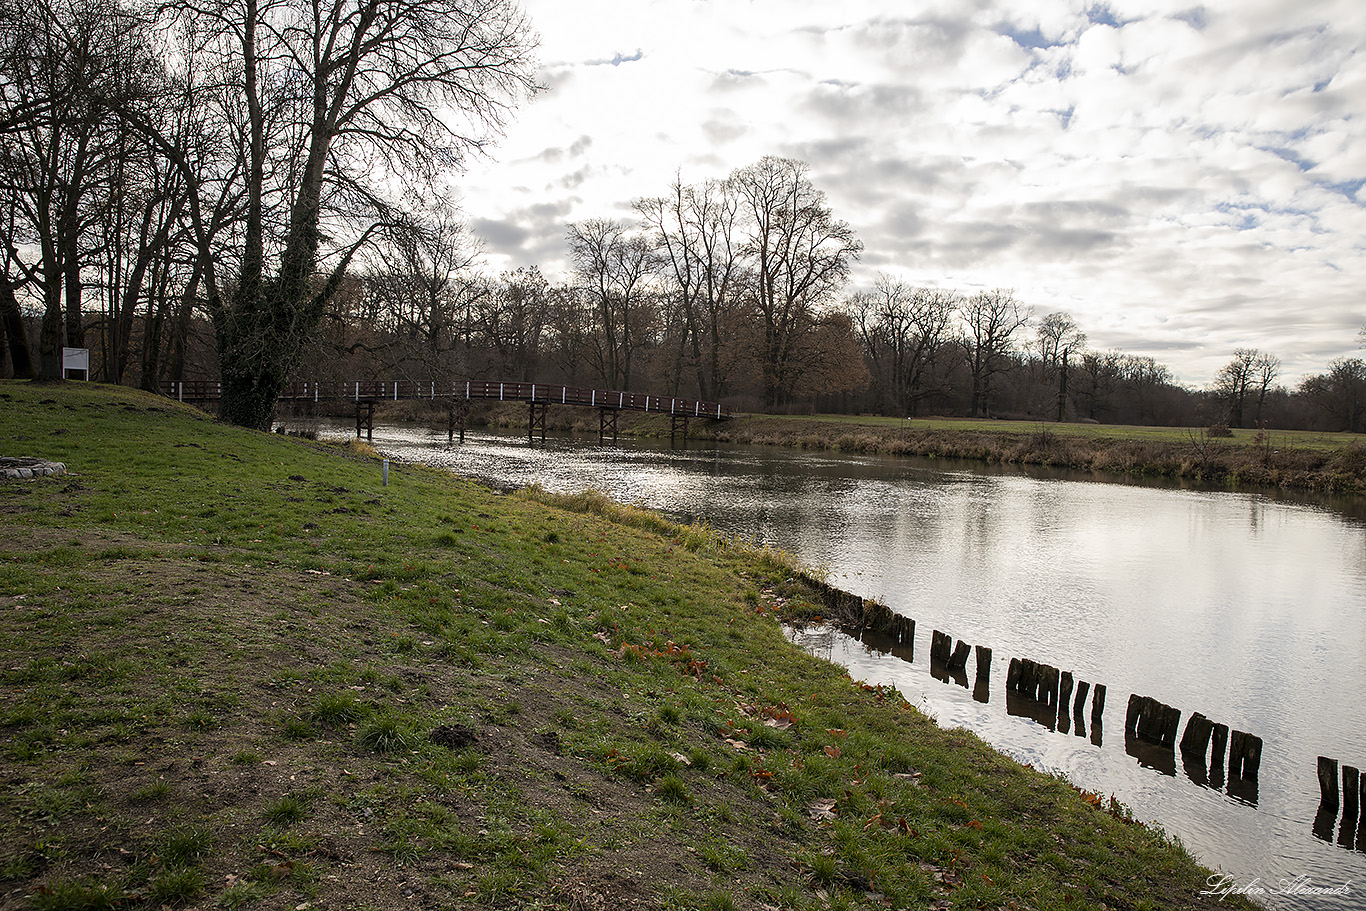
[1,274,36,379]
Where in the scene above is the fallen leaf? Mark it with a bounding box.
[823,745,842,759]
[807,798,838,821]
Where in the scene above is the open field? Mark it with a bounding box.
[726,413,1363,451]
[1,380,1252,911]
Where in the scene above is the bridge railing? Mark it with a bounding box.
[160,379,730,418]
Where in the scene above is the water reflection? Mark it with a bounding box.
[358,424,1366,910]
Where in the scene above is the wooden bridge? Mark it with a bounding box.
[160,379,731,443]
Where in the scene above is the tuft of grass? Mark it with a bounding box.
[654,773,690,805]
[30,878,126,911]
[280,716,314,741]
[810,853,838,885]
[700,891,739,911]
[130,780,172,803]
[357,714,415,754]
[156,826,212,867]
[263,793,310,827]
[217,879,269,909]
[311,691,365,726]
[148,866,204,906]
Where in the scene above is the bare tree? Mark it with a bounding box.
[1213,348,1279,428]
[0,0,149,379]
[566,218,660,388]
[635,174,742,400]
[130,0,537,428]
[479,267,548,381]
[1034,311,1086,422]
[960,289,1030,418]
[1300,357,1365,433]
[849,275,956,416]
[1076,350,1123,421]
[362,207,481,377]
[1118,354,1174,424]
[732,156,861,409]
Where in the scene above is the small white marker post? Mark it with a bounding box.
[382,459,389,486]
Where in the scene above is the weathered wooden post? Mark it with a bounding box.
[947,639,971,672]
[1126,693,1143,739]
[1318,756,1340,813]
[1227,731,1262,780]
[931,630,952,664]
[1180,712,1215,759]
[1343,765,1360,821]
[974,645,991,680]
[1006,657,1021,691]
[1058,671,1074,732]
[1072,681,1090,737]
[973,645,992,704]
[1091,684,1106,729]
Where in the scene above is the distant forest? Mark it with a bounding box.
[2,4,1361,432]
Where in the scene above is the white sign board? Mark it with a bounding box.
[61,347,89,379]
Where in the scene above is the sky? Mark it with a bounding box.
[456,0,1366,386]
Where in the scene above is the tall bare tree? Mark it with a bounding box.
[1213,348,1279,428]
[1034,311,1086,421]
[733,156,861,409]
[1300,357,1365,433]
[849,276,957,416]
[131,0,537,428]
[1118,354,1174,424]
[566,218,660,388]
[960,289,1029,418]
[0,0,147,378]
[635,174,742,400]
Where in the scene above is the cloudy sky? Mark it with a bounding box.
[458,0,1366,386]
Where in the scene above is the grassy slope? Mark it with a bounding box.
[1,380,1252,911]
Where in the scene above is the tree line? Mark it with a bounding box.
[2,1,1362,433]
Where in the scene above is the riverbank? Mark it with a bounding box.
[2,380,1253,910]
[461,402,1366,496]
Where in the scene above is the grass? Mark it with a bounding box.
[0,379,1254,910]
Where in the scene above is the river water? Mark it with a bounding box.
[352,423,1366,909]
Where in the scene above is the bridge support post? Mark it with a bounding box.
[528,402,548,443]
[670,413,689,447]
[448,400,469,444]
[599,408,618,445]
[355,401,375,442]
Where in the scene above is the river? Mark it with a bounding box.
[349,423,1366,909]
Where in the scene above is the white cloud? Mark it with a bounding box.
[456,0,1366,385]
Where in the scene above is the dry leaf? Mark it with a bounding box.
[823,745,842,759]
[807,798,838,821]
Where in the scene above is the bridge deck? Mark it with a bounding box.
[161,379,730,420]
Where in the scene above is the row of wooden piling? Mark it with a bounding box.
[1007,657,1106,727]
[803,580,1366,850]
[804,582,1266,792]
[1314,757,1364,850]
